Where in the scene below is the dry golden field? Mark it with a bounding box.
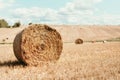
[0,25,120,43]
[0,42,120,80]
[0,25,120,80]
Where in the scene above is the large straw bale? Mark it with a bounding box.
[13,24,63,66]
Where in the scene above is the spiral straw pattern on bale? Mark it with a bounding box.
[75,38,83,44]
[13,24,63,66]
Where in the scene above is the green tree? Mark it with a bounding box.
[0,19,9,28]
[29,22,32,25]
[12,21,21,28]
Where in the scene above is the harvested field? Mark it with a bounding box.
[0,42,120,80]
[0,25,120,43]
[0,26,120,80]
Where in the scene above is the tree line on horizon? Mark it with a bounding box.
[0,19,21,28]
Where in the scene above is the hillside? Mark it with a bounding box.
[0,25,120,43]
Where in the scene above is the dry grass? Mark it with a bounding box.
[0,42,120,80]
[13,24,63,66]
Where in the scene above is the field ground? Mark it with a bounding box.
[0,42,120,80]
[0,25,120,43]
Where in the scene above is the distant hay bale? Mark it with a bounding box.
[6,38,8,40]
[102,40,107,43]
[2,39,5,42]
[75,38,83,44]
[13,24,63,66]
[91,40,96,43]
[2,39,5,43]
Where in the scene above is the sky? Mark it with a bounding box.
[0,0,120,25]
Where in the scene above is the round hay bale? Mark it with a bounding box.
[91,40,96,43]
[102,40,107,43]
[13,24,63,66]
[2,39,5,42]
[6,38,9,40]
[75,38,83,44]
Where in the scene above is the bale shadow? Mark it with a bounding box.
[0,60,27,67]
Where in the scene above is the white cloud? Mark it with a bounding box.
[62,0,102,10]
[0,0,15,9]
[57,0,103,24]
[98,14,120,24]
[13,7,58,19]
[9,0,120,25]
[12,7,60,24]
